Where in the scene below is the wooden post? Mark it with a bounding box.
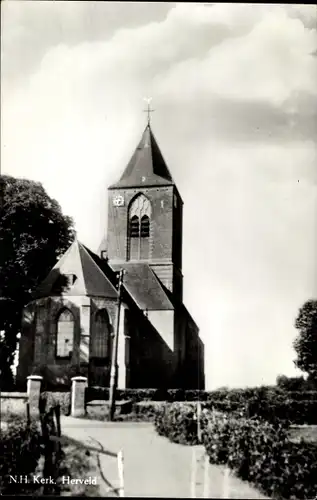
[222,466,230,499]
[197,401,202,443]
[203,453,209,498]
[109,269,125,421]
[42,409,57,495]
[54,404,62,456]
[117,449,124,497]
[190,447,197,498]
[55,404,61,438]
[26,401,31,427]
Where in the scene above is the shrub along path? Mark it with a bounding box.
[61,416,269,498]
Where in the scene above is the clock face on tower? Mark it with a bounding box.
[112,194,125,207]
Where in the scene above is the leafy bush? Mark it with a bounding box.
[41,391,71,416]
[202,413,317,499]
[84,387,317,425]
[154,402,208,445]
[276,374,317,391]
[133,401,167,421]
[154,404,317,499]
[246,398,317,424]
[86,386,317,402]
[0,416,42,495]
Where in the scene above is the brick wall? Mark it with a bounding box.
[107,186,178,264]
[17,295,119,389]
[124,306,178,389]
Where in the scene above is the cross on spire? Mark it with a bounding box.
[143,97,155,125]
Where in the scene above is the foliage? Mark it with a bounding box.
[276,374,317,391]
[57,440,102,496]
[133,401,166,421]
[0,415,42,495]
[293,299,317,381]
[154,404,317,499]
[202,413,317,499]
[246,398,317,425]
[154,402,207,445]
[86,386,317,403]
[86,387,317,424]
[41,391,71,416]
[0,175,75,389]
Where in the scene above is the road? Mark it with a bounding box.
[60,416,269,498]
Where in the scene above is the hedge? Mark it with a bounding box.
[86,386,317,403]
[154,402,202,445]
[41,391,71,416]
[0,415,42,495]
[202,413,317,499]
[85,387,317,424]
[154,403,317,499]
[245,398,317,425]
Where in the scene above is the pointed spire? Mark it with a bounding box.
[108,124,174,189]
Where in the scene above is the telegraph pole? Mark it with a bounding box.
[109,269,125,421]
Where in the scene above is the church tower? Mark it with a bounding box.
[106,124,183,302]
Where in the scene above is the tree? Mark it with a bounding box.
[0,175,75,388]
[293,300,317,383]
[276,374,312,391]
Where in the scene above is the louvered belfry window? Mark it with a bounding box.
[128,194,151,260]
[56,309,74,358]
[141,215,150,237]
[130,215,140,238]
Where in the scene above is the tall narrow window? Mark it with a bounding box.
[128,194,151,260]
[56,309,74,358]
[91,309,110,358]
[140,215,150,237]
[130,215,139,238]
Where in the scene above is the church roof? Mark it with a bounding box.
[31,237,173,311]
[110,262,174,311]
[108,124,175,189]
[32,239,118,299]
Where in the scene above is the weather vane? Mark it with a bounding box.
[143,97,155,124]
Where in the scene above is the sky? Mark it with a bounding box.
[1,1,317,390]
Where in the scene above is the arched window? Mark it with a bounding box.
[56,309,74,358]
[91,309,111,358]
[129,215,140,238]
[141,215,150,237]
[128,194,151,260]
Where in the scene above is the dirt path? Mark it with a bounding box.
[61,416,269,498]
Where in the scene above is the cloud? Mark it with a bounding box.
[1,1,173,85]
[2,3,317,388]
[157,6,317,106]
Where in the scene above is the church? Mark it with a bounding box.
[17,122,205,390]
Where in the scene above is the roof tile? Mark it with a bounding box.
[109,125,174,189]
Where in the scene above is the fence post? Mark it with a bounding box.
[71,376,88,417]
[55,404,61,438]
[26,401,31,427]
[203,453,209,498]
[222,466,230,499]
[42,408,58,495]
[190,447,197,498]
[117,449,124,497]
[197,401,202,442]
[27,375,43,418]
